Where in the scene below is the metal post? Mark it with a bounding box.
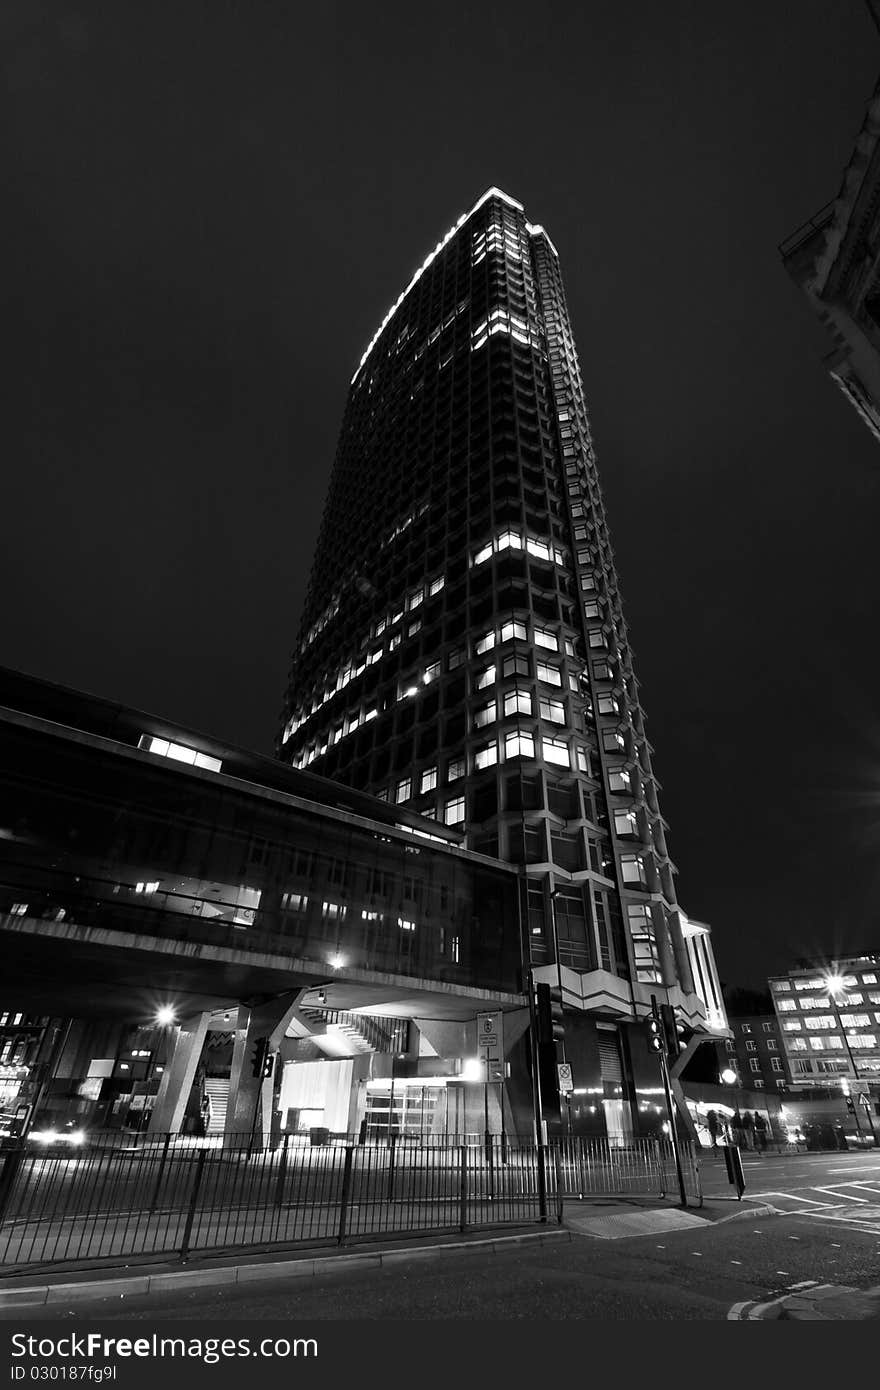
[274,1131,289,1207]
[536,1140,547,1223]
[178,1148,207,1263]
[386,1131,397,1202]
[148,1132,173,1212]
[829,991,874,1144]
[337,1145,354,1245]
[647,989,689,1206]
[458,1143,468,1232]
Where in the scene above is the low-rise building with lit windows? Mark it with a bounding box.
[770,957,880,1107]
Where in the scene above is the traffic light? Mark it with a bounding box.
[250,1037,268,1079]
[534,983,561,1125]
[661,1003,687,1059]
[648,997,665,1054]
[845,1096,855,1113]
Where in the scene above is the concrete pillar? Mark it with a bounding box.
[147,1013,211,1135]
[225,991,309,1149]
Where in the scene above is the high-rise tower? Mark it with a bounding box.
[279,189,713,1138]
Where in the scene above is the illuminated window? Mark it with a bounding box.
[420,768,437,794]
[138,734,222,774]
[533,626,557,650]
[474,741,498,770]
[476,666,496,690]
[782,1020,802,1032]
[626,903,661,984]
[447,758,465,782]
[536,662,561,687]
[542,738,570,767]
[396,778,412,803]
[444,797,465,826]
[423,662,441,684]
[475,630,496,655]
[500,619,527,644]
[789,1038,808,1051]
[539,697,565,723]
[614,809,638,836]
[505,730,534,759]
[608,769,631,793]
[474,701,497,728]
[805,1016,835,1030]
[620,855,646,886]
[504,688,532,717]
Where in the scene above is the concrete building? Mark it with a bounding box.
[780,65,880,444]
[770,956,880,1113]
[0,666,527,1146]
[279,188,725,1137]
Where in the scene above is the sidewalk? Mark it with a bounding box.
[0,1191,773,1311]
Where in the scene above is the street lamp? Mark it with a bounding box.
[822,974,878,1148]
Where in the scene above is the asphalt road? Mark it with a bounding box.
[7,1210,877,1321]
[698,1144,880,1203]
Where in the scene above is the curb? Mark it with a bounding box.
[0,1229,572,1310]
[706,1203,780,1225]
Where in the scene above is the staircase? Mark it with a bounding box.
[203,1078,229,1134]
[298,1008,406,1056]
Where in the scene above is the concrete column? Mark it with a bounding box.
[225,991,309,1149]
[147,1013,211,1135]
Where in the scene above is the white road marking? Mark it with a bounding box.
[730,1260,743,1265]
[787,1280,819,1290]
[812,1187,870,1202]
[827,1165,880,1173]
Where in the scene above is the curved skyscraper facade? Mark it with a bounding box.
[279,188,715,1137]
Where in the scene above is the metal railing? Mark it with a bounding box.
[0,1131,700,1274]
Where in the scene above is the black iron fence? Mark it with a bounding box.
[0,1131,701,1274]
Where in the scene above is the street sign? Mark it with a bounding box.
[849,1080,870,1095]
[858,1092,872,1108]
[557,1062,574,1094]
[476,1012,505,1089]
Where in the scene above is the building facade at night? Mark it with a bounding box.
[0,666,525,1145]
[279,188,725,1138]
[770,957,880,1102]
[780,70,880,445]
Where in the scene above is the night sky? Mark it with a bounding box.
[3,3,879,992]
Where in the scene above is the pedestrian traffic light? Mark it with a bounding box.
[250,1037,268,1078]
[845,1095,855,1113]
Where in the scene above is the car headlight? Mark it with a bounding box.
[29,1130,58,1144]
